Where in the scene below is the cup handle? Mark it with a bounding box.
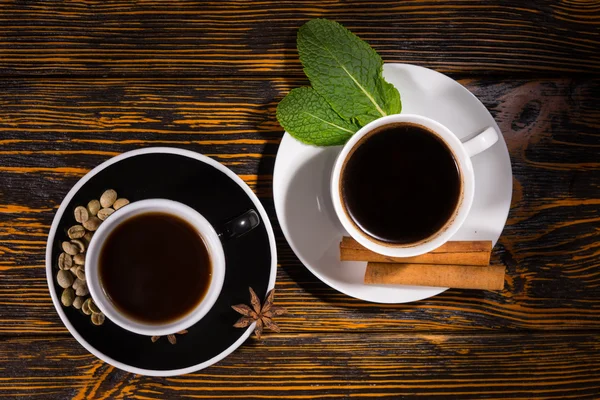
[218,209,260,240]
[462,126,499,157]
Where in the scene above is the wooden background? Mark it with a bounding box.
[1,0,599,398]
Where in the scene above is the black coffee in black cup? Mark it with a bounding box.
[340,122,462,245]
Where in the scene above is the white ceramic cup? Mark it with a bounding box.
[331,114,499,257]
[86,199,226,337]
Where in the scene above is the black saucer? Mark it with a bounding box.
[46,148,276,375]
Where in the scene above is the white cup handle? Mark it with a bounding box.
[462,126,499,157]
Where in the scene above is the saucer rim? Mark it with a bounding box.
[45,147,277,376]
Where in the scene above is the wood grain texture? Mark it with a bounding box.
[0,0,599,77]
[1,333,599,399]
[1,1,599,397]
[0,77,598,334]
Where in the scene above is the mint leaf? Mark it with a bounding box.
[276,87,360,146]
[297,19,401,126]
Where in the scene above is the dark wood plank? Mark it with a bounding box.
[0,0,599,77]
[0,77,598,333]
[1,333,599,399]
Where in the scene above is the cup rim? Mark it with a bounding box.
[331,114,476,257]
[86,198,226,336]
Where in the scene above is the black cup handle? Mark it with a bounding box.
[218,209,260,240]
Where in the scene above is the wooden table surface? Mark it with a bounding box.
[1,1,599,399]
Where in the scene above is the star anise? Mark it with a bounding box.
[150,329,188,345]
[232,287,286,339]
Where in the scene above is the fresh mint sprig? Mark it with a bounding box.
[276,87,360,146]
[277,19,401,146]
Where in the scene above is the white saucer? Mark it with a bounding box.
[273,63,512,304]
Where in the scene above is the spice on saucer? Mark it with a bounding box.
[232,287,286,339]
[55,189,129,326]
[339,236,505,290]
[340,236,492,266]
[364,262,505,290]
[151,330,188,345]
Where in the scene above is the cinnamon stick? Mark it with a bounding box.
[364,262,505,290]
[340,236,492,266]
